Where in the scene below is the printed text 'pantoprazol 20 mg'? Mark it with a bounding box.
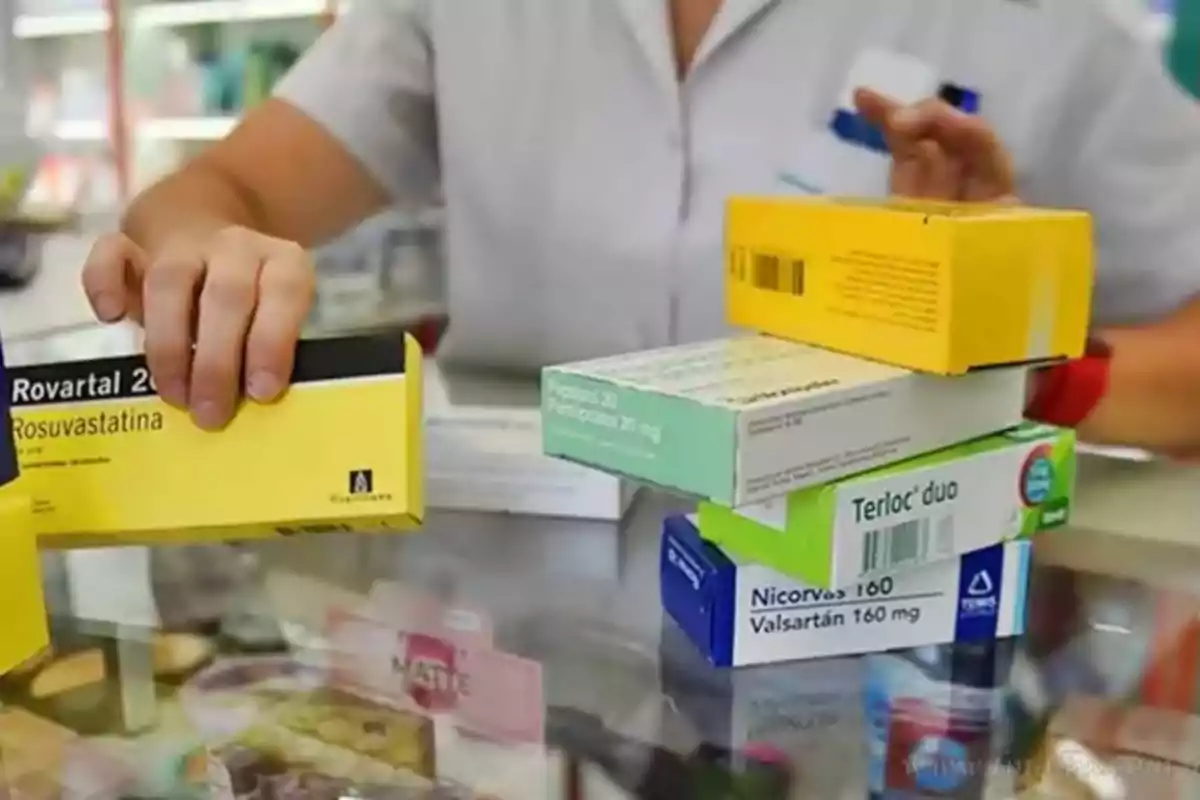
[542,336,1026,507]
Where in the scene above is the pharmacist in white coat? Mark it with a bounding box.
[83,0,1200,453]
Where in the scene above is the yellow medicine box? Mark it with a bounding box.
[725,197,1095,374]
[9,333,423,548]
[0,492,49,675]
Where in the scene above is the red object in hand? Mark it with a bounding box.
[1024,337,1113,428]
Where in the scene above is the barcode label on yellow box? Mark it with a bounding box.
[725,197,1095,374]
[731,249,807,297]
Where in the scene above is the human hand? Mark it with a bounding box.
[853,87,1018,203]
[81,227,315,430]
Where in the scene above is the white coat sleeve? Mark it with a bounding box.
[273,0,438,206]
[1020,9,1200,327]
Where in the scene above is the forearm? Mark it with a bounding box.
[121,157,265,257]
[121,99,394,257]
[1073,300,1200,451]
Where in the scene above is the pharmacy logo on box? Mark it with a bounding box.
[349,469,374,495]
[959,569,998,619]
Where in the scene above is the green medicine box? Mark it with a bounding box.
[698,423,1075,589]
[542,336,1027,507]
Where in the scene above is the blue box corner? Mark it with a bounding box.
[660,515,737,668]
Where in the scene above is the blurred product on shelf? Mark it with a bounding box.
[55,66,109,126]
[1031,525,1200,706]
[1042,697,1200,798]
[863,641,1017,798]
[1018,735,1125,799]
[546,705,795,800]
[127,25,205,118]
[658,619,865,797]
[0,88,70,286]
[311,208,447,337]
[425,361,637,520]
[1002,525,1200,790]
[125,14,312,120]
[17,0,105,14]
[23,0,103,10]
[197,688,440,791]
[0,707,135,800]
[0,630,218,735]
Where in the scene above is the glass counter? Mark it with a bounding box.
[2,325,1200,800]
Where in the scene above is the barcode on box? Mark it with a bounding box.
[859,517,956,576]
[748,251,805,296]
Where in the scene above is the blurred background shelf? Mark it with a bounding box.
[139,115,235,139]
[14,10,108,39]
[16,0,332,39]
[3,0,444,346]
[134,0,327,28]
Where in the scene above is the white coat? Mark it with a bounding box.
[277,0,1200,369]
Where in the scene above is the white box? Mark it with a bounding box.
[661,515,1030,667]
[543,336,1028,506]
[426,362,637,520]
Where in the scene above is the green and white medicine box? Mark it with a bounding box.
[541,336,1028,507]
[698,423,1076,589]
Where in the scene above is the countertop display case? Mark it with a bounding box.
[1,324,1200,799]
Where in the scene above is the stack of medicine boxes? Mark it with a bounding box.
[542,196,1094,668]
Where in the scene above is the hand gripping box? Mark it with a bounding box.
[661,515,1030,667]
[8,333,424,547]
[699,423,1075,589]
[726,196,1094,374]
[541,336,1027,507]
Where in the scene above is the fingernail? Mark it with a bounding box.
[191,400,228,431]
[247,371,283,403]
[92,294,122,322]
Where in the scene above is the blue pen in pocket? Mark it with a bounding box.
[830,80,982,155]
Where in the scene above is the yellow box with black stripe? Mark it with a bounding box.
[0,492,49,675]
[725,196,1095,374]
[6,333,423,548]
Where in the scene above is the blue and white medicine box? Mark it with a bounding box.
[660,516,1030,668]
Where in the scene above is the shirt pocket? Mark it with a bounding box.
[774,124,892,199]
